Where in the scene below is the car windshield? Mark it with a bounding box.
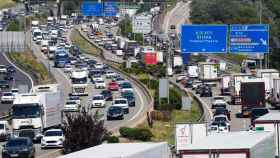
[45,130,63,136]
[214,97,224,100]
[12,104,41,118]
[252,109,269,116]
[66,101,76,105]
[72,78,87,84]
[110,107,122,113]
[96,81,104,83]
[93,96,104,100]
[6,139,28,147]
[115,100,126,104]
[214,117,227,122]
[3,93,12,96]
[122,83,132,88]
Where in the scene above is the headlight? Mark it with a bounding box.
[41,139,46,143]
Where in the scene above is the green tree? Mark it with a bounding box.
[63,111,108,153]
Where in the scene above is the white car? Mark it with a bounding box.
[68,96,81,105]
[1,92,15,103]
[92,95,106,108]
[191,80,202,90]
[95,63,104,69]
[105,71,117,79]
[0,121,10,137]
[91,75,103,83]
[209,121,229,133]
[176,74,187,82]
[11,89,19,96]
[95,80,106,89]
[211,96,227,109]
[0,65,7,73]
[64,64,72,73]
[41,129,65,149]
[64,100,80,112]
[112,98,129,114]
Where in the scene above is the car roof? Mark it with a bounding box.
[46,129,63,132]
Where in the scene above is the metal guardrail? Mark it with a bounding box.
[75,28,154,133]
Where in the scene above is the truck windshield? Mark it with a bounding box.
[247,62,256,69]
[0,124,4,129]
[33,31,41,37]
[12,104,41,119]
[72,78,87,84]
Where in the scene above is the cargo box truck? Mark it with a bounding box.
[270,78,280,109]
[240,78,265,117]
[11,84,63,141]
[255,69,279,94]
[198,62,218,81]
[220,75,231,95]
[229,73,252,105]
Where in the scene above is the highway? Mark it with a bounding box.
[161,0,253,131]
[0,52,33,117]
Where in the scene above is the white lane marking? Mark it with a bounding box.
[3,53,34,92]
[127,84,145,122]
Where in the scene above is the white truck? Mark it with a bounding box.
[198,62,218,81]
[71,70,88,96]
[229,73,252,105]
[255,69,279,94]
[253,112,280,158]
[11,84,63,141]
[270,78,280,109]
[173,56,183,67]
[187,65,198,78]
[47,16,54,25]
[48,45,57,60]
[220,75,231,95]
[31,20,39,30]
[157,51,164,63]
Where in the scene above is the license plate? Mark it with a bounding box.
[10,154,18,157]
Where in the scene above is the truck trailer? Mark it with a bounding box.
[179,131,275,158]
[240,78,265,117]
[198,62,218,81]
[253,112,280,157]
[270,78,280,108]
[255,69,279,94]
[229,73,252,105]
[220,74,231,95]
[11,84,63,141]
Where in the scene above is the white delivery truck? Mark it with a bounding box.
[31,20,39,30]
[167,67,173,77]
[255,69,279,94]
[71,70,88,96]
[187,65,198,78]
[48,45,57,60]
[157,51,164,63]
[32,28,42,44]
[198,62,218,81]
[11,84,63,141]
[253,112,280,158]
[270,78,280,109]
[229,73,252,105]
[220,75,231,95]
[47,16,54,25]
[173,56,183,67]
[115,50,123,56]
[118,37,126,50]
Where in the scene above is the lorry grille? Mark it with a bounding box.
[19,130,35,140]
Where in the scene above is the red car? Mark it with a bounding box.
[108,82,119,91]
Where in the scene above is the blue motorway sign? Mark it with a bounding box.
[104,2,118,17]
[181,25,228,53]
[81,2,103,16]
[230,24,269,53]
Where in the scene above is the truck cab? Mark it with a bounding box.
[71,70,88,96]
[241,59,257,74]
[11,94,43,141]
[32,28,42,44]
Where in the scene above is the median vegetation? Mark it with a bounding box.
[8,51,54,85]
[70,29,102,56]
[0,0,16,9]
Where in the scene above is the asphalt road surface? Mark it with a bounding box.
[0,53,32,117]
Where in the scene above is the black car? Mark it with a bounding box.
[2,137,35,158]
[250,108,269,122]
[214,107,231,121]
[0,80,9,89]
[7,66,16,73]
[107,106,124,120]
[101,90,113,101]
[4,74,13,81]
[200,86,212,97]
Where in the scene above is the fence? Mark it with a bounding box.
[0,31,26,53]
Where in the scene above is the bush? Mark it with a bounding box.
[106,136,119,143]
[119,127,153,141]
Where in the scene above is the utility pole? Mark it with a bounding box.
[258,0,264,69]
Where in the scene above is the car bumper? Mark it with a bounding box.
[64,108,79,112]
[41,142,63,148]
